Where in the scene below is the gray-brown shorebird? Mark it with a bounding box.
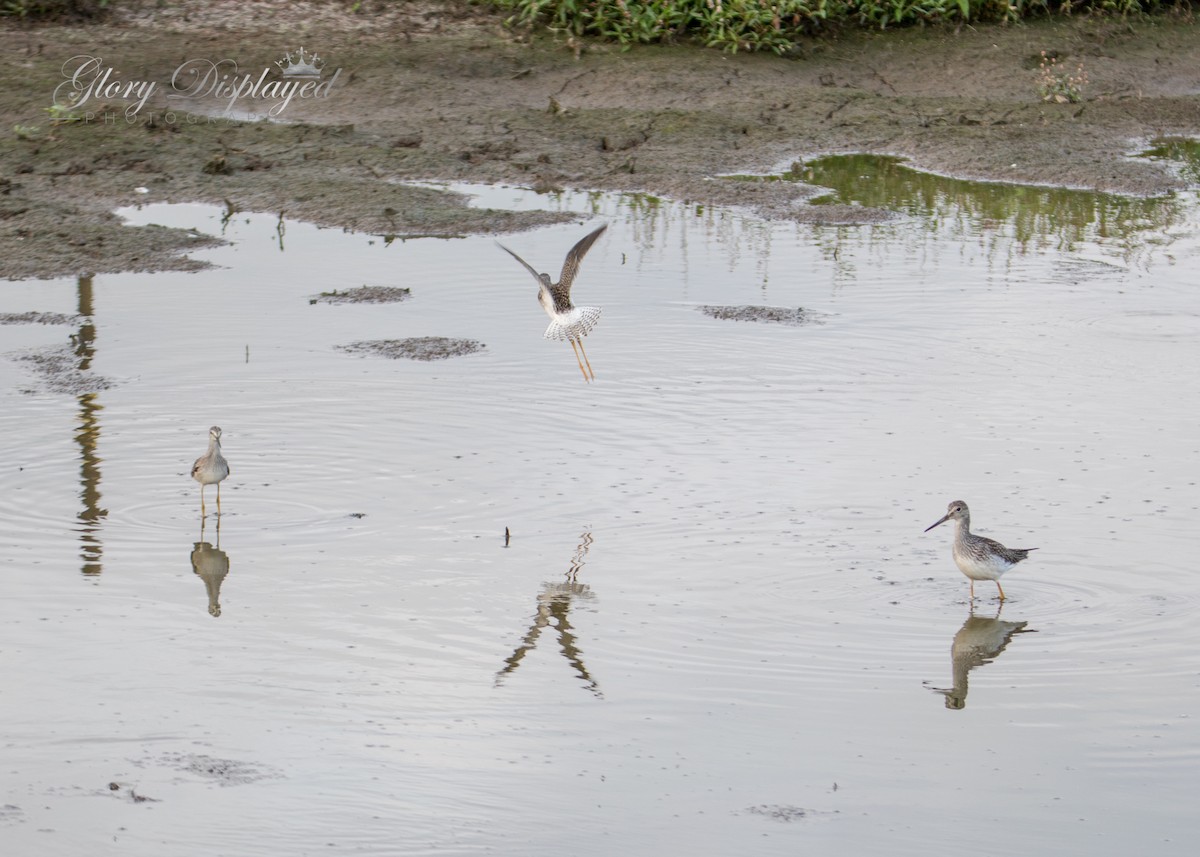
[191,426,230,517]
[924,500,1036,601]
[496,224,607,382]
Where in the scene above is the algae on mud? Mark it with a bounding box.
[1139,137,1200,187]
[751,153,1188,252]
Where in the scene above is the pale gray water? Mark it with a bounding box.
[2,168,1199,855]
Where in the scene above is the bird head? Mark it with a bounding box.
[924,500,969,532]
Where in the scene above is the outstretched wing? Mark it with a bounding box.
[558,224,607,294]
[495,241,546,285]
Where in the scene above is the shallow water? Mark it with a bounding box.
[3,165,1200,855]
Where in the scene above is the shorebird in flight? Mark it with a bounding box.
[497,224,607,382]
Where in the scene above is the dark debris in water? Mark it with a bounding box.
[337,337,486,361]
[745,804,813,822]
[699,305,817,326]
[13,345,114,394]
[310,286,412,305]
[0,311,81,326]
[0,803,22,824]
[106,782,160,804]
[159,753,280,787]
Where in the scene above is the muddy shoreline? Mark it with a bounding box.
[1,2,1197,280]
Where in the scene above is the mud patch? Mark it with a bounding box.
[0,194,222,281]
[0,312,81,326]
[12,344,113,394]
[311,286,412,305]
[337,337,486,361]
[158,753,281,787]
[699,305,818,326]
[744,804,819,822]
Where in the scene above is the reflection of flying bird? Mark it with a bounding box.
[929,609,1034,710]
[925,500,1036,601]
[496,224,607,382]
[191,426,230,517]
[495,530,600,697]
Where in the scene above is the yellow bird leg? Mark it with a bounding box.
[569,338,590,382]
[577,337,596,381]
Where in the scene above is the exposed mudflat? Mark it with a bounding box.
[0,311,79,324]
[336,336,486,360]
[699,305,818,325]
[1,2,1197,280]
[311,285,413,304]
[14,343,112,393]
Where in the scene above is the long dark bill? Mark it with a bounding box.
[924,514,950,533]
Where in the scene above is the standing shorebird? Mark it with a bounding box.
[924,500,1036,601]
[191,426,230,517]
[496,224,607,382]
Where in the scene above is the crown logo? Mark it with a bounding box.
[275,47,324,79]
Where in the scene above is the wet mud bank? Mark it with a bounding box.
[1,2,1197,279]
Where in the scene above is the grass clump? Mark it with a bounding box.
[490,0,1170,54]
[1,0,112,20]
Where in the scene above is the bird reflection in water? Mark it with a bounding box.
[75,274,107,576]
[191,517,230,618]
[496,530,601,697]
[928,606,1035,710]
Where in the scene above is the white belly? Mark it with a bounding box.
[952,546,1012,581]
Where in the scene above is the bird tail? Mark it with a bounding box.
[544,306,602,341]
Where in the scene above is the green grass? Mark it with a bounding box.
[488,0,1176,54]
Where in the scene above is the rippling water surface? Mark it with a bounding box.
[3,164,1199,855]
